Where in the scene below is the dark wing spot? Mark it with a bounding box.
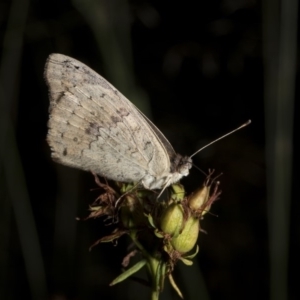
[90,122,98,129]
[144,141,151,150]
[85,128,91,135]
[85,122,99,135]
[111,115,121,123]
[54,92,65,104]
[117,107,129,117]
[63,148,68,156]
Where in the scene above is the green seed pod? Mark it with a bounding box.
[188,185,210,212]
[170,184,186,202]
[171,216,199,253]
[160,203,184,237]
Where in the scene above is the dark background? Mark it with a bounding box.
[0,0,297,299]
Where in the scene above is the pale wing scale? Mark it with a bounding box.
[133,105,177,158]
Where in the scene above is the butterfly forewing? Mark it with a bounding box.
[45,53,171,184]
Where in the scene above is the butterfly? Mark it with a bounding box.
[44,53,192,190]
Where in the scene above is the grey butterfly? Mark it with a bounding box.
[44,53,192,190]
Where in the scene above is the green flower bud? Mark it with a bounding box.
[170,184,186,202]
[171,216,199,253]
[188,185,210,213]
[160,203,184,237]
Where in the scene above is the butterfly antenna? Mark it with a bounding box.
[190,120,251,159]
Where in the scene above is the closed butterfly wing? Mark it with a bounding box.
[45,54,172,187]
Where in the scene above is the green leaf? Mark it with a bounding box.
[183,245,199,260]
[179,257,193,266]
[154,229,164,238]
[168,273,183,299]
[146,213,156,228]
[109,259,147,286]
[152,260,166,293]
